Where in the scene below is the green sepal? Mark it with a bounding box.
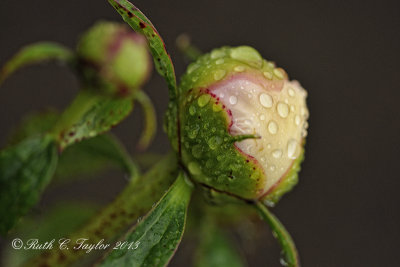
[99,171,193,267]
[180,88,264,200]
[0,42,74,85]
[0,135,58,235]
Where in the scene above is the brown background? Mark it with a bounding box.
[0,0,399,266]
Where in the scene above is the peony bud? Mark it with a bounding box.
[178,46,309,205]
[76,21,151,96]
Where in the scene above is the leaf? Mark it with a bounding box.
[99,171,193,267]
[3,202,98,267]
[51,90,134,150]
[0,42,74,84]
[55,133,138,182]
[0,135,58,235]
[195,223,246,267]
[107,0,177,100]
[255,201,300,267]
[135,91,157,150]
[28,153,179,267]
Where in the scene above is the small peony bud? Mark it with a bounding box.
[178,46,309,204]
[76,21,151,96]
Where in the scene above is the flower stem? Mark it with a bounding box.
[254,201,300,267]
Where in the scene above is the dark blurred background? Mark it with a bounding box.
[0,0,399,266]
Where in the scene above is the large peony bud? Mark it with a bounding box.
[76,21,151,95]
[178,46,309,205]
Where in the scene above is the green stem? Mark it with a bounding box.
[176,34,202,62]
[0,42,75,85]
[254,201,300,267]
[26,153,178,267]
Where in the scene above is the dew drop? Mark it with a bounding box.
[295,115,301,125]
[288,87,295,97]
[208,136,222,150]
[229,95,238,105]
[277,102,289,118]
[187,63,199,74]
[192,144,202,159]
[263,71,273,80]
[268,120,278,135]
[287,139,298,159]
[230,46,263,68]
[234,65,245,72]
[211,49,225,59]
[215,58,224,65]
[213,69,226,80]
[189,105,196,115]
[273,68,284,79]
[259,114,266,121]
[188,162,201,175]
[272,149,283,158]
[197,94,211,107]
[259,93,273,108]
[270,165,276,172]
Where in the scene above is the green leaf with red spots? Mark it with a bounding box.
[108,0,177,99]
[99,171,193,267]
[51,91,134,150]
[0,135,58,236]
[0,42,74,85]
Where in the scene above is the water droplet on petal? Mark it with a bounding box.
[295,115,301,125]
[288,87,295,97]
[287,139,298,159]
[270,165,276,171]
[192,144,202,158]
[230,46,263,68]
[213,69,226,80]
[208,136,222,149]
[229,95,238,105]
[268,120,278,134]
[189,105,196,115]
[272,149,282,158]
[198,94,211,107]
[273,68,284,79]
[234,65,245,72]
[259,114,266,120]
[277,102,289,118]
[259,93,273,108]
[215,58,224,64]
[188,162,201,175]
[211,49,225,59]
[263,71,273,79]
